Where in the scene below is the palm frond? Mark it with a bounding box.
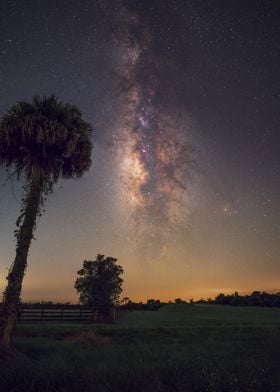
[0,95,93,183]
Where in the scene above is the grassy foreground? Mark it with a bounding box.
[1,304,280,391]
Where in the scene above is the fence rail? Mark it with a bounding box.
[16,305,94,323]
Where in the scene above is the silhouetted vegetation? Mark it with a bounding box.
[75,254,123,318]
[121,298,164,311]
[174,298,187,304]
[196,291,280,307]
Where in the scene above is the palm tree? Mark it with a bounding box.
[0,95,93,353]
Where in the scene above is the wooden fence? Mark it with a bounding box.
[16,304,94,323]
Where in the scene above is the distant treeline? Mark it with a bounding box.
[196,291,280,307]
[121,299,164,311]
[4,292,280,311]
[121,293,280,309]
[15,299,169,311]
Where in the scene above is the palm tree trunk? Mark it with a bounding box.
[0,173,43,353]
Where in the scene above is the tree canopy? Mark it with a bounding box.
[75,255,123,316]
[0,95,92,187]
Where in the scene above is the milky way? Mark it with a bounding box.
[112,5,196,256]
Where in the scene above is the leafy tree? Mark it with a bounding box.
[146,299,162,310]
[75,255,123,317]
[215,293,228,305]
[0,95,93,353]
[210,291,280,307]
[121,297,130,304]
[174,298,185,304]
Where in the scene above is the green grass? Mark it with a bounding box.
[1,304,280,391]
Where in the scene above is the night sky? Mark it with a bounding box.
[0,0,279,302]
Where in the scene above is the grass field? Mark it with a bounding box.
[1,304,280,391]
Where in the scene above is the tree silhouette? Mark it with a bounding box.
[75,255,123,318]
[0,95,93,353]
